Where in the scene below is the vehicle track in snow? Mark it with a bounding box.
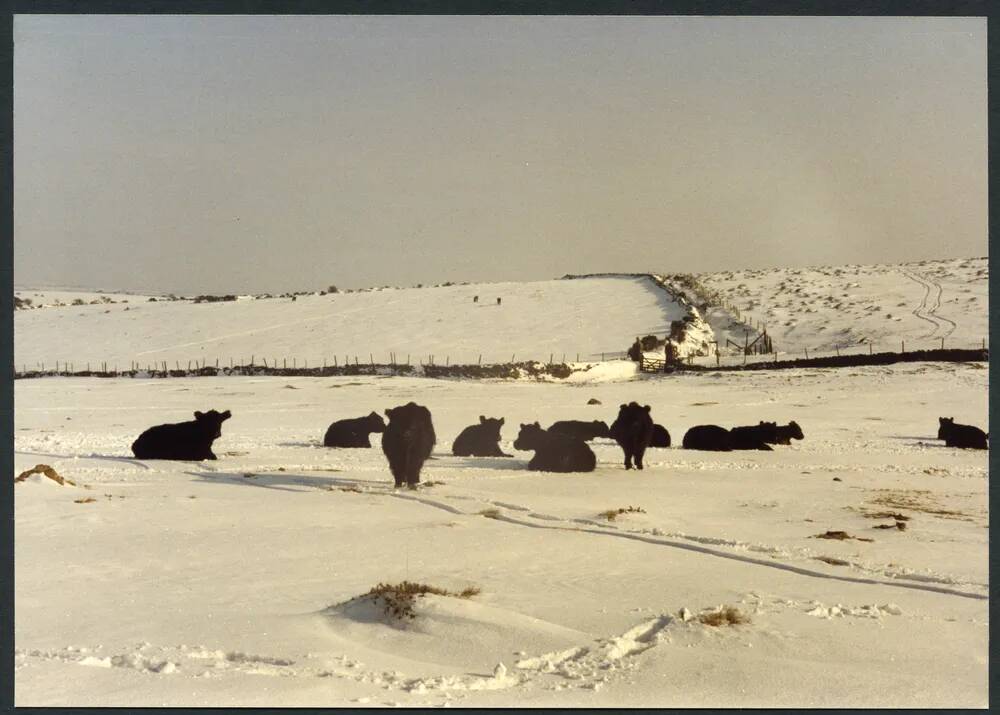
[899,269,957,340]
[331,484,989,601]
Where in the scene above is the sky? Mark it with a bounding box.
[14,15,987,294]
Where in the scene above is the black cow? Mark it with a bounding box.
[548,420,611,441]
[609,402,655,469]
[682,425,732,451]
[683,424,772,451]
[768,421,804,445]
[938,417,988,450]
[513,422,596,472]
[132,409,232,460]
[728,423,775,451]
[650,424,671,448]
[323,412,386,448]
[381,402,436,488]
[453,416,512,457]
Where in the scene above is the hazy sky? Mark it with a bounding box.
[14,15,986,294]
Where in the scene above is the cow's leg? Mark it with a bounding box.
[634,445,645,470]
[623,447,633,470]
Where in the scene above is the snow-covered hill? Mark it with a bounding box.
[13,276,688,370]
[15,259,988,372]
[689,257,987,356]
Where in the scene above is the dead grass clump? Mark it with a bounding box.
[698,605,750,627]
[813,555,850,566]
[74,497,96,504]
[479,508,501,519]
[812,530,873,543]
[867,489,975,522]
[365,581,481,620]
[15,464,75,486]
[599,506,647,521]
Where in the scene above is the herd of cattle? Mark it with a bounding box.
[129,405,988,490]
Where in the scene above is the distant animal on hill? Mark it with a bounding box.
[609,402,655,469]
[727,422,775,451]
[650,424,671,448]
[937,417,988,449]
[497,297,502,305]
[323,412,386,448]
[768,420,804,445]
[382,402,436,488]
[452,416,512,457]
[547,420,611,441]
[132,409,232,460]
[682,424,773,452]
[513,422,596,472]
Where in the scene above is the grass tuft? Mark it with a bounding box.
[599,506,646,521]
[363,581,480,620]
[479,508,501,519]
[698,605,750,627]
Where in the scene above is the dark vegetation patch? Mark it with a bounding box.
[812,530,874,542]
[599,505,647,521]
[360,581,481,620]
[813,555,851,566]
[698,606,751,627]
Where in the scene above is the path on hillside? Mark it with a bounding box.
[899,269,957,340]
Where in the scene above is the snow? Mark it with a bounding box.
[14,358,988,707]
[13,276,688,369]
[691,257,988,356]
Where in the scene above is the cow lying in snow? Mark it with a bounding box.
[682,424,772,451]
[650,424,671,447]
[766,420,804,445]
[547,420,611,441]
[323,412,386,448]
[382,402,436,488]
[609,402,654,469]
[452,416,512,457]
[514,423,596,472]
[938,417,988,450]
[132,409,232,460]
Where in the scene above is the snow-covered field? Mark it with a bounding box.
[694,257,988,355]
[14,363,988,707]
[13,277,687,369]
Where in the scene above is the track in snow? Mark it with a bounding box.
[900,269,957,340]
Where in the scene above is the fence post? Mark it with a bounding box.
[901,341,905,354]
[940,337,944,350]
[804,348,809,360]
[869,343,872,355]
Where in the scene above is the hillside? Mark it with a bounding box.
[686,257,987,356]
[13,277,686,370]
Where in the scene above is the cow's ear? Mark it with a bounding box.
[221,410,231,419]
[534,421,541,427]
[499,417,505,425]
[384,409,392,417]
[194,411,204,419]
[480,415,486,423]
[644,405,651,412]
[620,404,627,409]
